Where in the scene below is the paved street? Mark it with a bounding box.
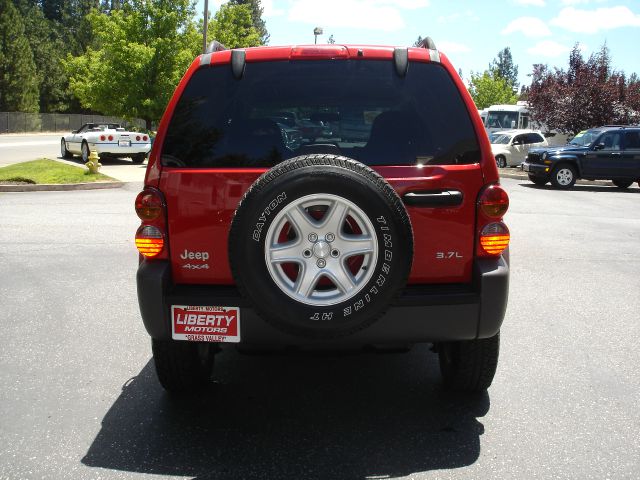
[0,134,61,166]
[0,178,639,479]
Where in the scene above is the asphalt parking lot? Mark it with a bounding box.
[0,178,639,479]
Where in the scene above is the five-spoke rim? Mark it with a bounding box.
[556,168,573,186]
[264,194,378,306]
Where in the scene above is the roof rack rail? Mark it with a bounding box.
[206,40,227,53]
[417,36,440,63]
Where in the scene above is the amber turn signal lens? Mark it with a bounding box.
[478,184,509,218]
[135,225,164,257]
[480,222,510,255]
[135,190,163,221]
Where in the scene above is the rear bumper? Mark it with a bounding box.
[137,256,509,346]
[89,142,151,155]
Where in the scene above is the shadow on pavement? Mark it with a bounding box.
[59,155,146,167]
[82,346,489,479]
[519,182,639,193]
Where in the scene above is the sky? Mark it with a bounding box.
[198,0,640,87]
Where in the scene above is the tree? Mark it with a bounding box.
[208,3,261,49]
[228,0,268,44]
[528,43,639,134]
[468,71,518,109]
[18,3,72,111]
[65,0,201,129]
[0,0,39,112]
[490,47,518,90]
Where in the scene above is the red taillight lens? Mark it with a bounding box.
[100,135,106,141]
[480,223,510,255]
[136,135,141,141]
[290,46,349,60]
[478,184,509,218]
[143,135,148,141]
[108,135,113,141]
[135,190,163,220]
[135,225,164,258]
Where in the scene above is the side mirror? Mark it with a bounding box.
[594,143,605,151]
[511,121,516,128]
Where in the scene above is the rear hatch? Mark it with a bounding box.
[158,56,486,285]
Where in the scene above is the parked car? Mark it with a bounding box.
[522,126,640,189]
[61,123,151,164]
[490,129,548,168]
[135,41,510,395]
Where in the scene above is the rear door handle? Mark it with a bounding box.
[402,190,463,207]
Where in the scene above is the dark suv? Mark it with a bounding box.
[135,40,510,395]
[522,126,640,189]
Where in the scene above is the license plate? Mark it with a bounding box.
[172,305,240,342]
[118,140,131,147]
[523,164,530,172]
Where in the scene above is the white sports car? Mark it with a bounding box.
[60,123,152,164]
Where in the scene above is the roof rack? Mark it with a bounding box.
[416,36,440,63]
[201,40,246,79]
[206,40,227,53]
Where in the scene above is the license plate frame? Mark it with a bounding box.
[171,305,240,343]
[118,140,131,147]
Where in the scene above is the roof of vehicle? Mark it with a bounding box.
[490,129,544,136]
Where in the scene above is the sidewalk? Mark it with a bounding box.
[55,157,147,183]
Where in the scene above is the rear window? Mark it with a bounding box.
[161,60,480,168]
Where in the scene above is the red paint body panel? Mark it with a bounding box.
[146,44,502,286]
[159,164,484,285]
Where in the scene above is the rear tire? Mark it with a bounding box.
[151,339,215,393]
[496,156,507,168]
[438,332,500,392]
[612,179,632,189]
[528,174,548,186]
[550,164,577,189]
[81,141,90,163]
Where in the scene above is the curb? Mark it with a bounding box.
[0,181,124,192]
[498,169,612,186]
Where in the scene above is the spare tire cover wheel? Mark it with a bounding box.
[229,155,414,338]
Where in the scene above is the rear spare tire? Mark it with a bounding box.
[229,154,413,338]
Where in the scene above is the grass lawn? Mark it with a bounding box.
[0,159,116,184]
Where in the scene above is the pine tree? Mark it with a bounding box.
[489,47,519,90]
[0,0,39,112]
[17,3,72,112]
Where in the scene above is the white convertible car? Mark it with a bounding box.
[61,123,152,164]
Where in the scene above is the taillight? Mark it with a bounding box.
[136,135,141,141]
[477,184,510,257]
[479,223,510,255]
[135,190,163,220]
[478,184,509,218]
[135,188,167,260]
[135,225,164,258]
[108,135,113,141]
[100,135,106,141]
[143,135,148,141]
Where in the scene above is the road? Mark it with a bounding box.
[0,178,639,479]
[0,133,61,166]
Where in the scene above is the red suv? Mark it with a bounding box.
[135,40,510,394]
